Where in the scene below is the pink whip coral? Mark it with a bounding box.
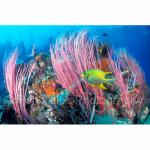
[118,51,144,113]
[4,49,36,123]
[51,31,105,115]
[108,51,145,118]
[51,31,145,120]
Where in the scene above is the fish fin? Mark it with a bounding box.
[89,84,96,88]
[105,82,113,86]
[104,71,112,76]
[103,78,116,85]
[98,84,107,90]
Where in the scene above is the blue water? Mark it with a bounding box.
[0,25,150,85]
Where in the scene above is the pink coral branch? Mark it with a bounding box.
[51,31,145,120]
[4,49,35,123]
[118,51,145,112]
[51,31,105,114]
[108,51,145,118]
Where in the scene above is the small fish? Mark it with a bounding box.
[81,69,116,90]
[102,32,108,36]
[98,45,110,56]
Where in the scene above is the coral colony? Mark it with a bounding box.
[3,31,148,124]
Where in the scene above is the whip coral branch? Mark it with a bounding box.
[50,31,105,116]
[118,51,145,112]
[51,31,145,121]
[108,51,145,118]
[4,49,35,123]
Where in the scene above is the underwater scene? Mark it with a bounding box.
[0,25,150,124]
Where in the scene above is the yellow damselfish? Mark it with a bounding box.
[80,69,115,90]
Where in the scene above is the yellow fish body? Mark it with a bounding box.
[81,69,115,90]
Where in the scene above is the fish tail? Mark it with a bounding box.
[104,78,115,84]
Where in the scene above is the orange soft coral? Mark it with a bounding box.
[32,80,59,97]
[41,80,59,97]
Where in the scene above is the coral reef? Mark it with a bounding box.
[2,31,150,124]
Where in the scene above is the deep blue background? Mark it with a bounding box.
[0,26,150,85]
